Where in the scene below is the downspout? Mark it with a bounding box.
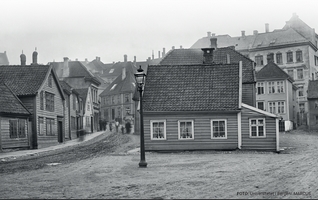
[238,61,243,149]
[276,118,280,152]
[68,95,71,139]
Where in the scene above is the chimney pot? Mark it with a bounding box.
[207,32,211,37]
[124,54,127,62]
[265,23,269,33]
[180,45,182,49]
[162,48,166,57]
[253,30,258,35]
[212,33,215,37]
[20,51,26,66]
[32,48,38,65]
[172,46,175,50]
[63,57,69,77]
[210,38,217,49]
[241,30,245,37]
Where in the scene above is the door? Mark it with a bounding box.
[91,117,94,133]
[58,121,63,143]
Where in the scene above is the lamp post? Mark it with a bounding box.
[134,66,147,168]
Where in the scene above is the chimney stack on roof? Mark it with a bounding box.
[180,45,183,49]
[162,48,166,57]
[212,33,216,37]
[210,37,217,49]
[20,50,26,66]
[96,56,100,61]
[172,46,175,50]
[63,57,69,77]
[265,23,269,33]
[201,38,218,64]
[253,30,258,35]
[241,30,245,37]
[207,32,211,37]
[158,51,161,58]
[32,47,38,65]
[124,54,127,62]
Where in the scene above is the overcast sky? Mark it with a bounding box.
[1,0,317,65]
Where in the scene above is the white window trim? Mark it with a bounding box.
[211,119,228,139]
[268,101,285,114]
[249,118,266,138]
[178,120,194,140]
[150,120,166,140]
[257,101,265,110]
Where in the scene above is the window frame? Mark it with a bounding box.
[296,50,303,62]
[257,101,265,111]
[297,69,304,80]
[287,51,293,63]
[298,85,304,97]
[211,119,228,139]
[249,118,266,138]
[48,74,53,88]
[40,91,44,110]
[45,92,54,112]
[46,118,55,136]
[150,120,166,140]
[9,119,26,139]
[276,53,283,64]
[257,82,264,95]
[255,55,264,66]
[178,120,194,140]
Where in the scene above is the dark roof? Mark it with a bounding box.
[308,80,318,99]
[100,63,137,96]
[0,52,9,65]
[143,64,240,112]
[159,48,255,83]
[0,65,51,96]
[74,88,89,107]
[87,58,105,72]
[50,61,101,86]
[59,80,72,94]
[256,62,294,82]
[0,82,31,115]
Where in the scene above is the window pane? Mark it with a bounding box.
[258,126,264,136]
[251,120,256,125]
[251,126,257,136]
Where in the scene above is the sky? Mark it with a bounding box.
[1,0,318,65]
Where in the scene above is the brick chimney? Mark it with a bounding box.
[201,38,217,64]
[265,23,269,33]
[124,54,127,62]
[253,30,258,35]
[162,48,166,57]
[158,51,161,58]
[241,30,245,37]
[20,51,26,66]
[180,45,183,49]
[32,48,38,65]
[134,56,136,65]
[207,32,211,37]
[63,57,69,77]
[152,50,154,60]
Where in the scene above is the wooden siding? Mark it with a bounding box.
[308,99,318,130]
[0,117,30,149]
[36,71,65,148]
[241,106,277,151]
[19,96,35,114]
[242,83,256,107]
[144,113,239,151]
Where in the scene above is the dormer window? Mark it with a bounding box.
[109,69,114,73]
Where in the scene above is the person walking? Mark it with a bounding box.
[109,122,112,132]
[125,120,131,134]
[115,121,119,133]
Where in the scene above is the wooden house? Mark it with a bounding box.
[256,61,298,131]
[0,83,31,150]
[142,61,280,152]
[307,80,318,130]
[0,62,65,149]
[75,88,93,133]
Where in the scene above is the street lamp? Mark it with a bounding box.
[134,65,147,168]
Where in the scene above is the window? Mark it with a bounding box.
[71,117,76,130]
[315,56,318,66]
[268,82,275,94]
[40,91,44,110]
[111,96,115,104]
[73,95,76,110]
[298,85,304,97]
[315,100,318,109]
[109,69,114,73]
[150,120,166,140]
[287,69,294,79]
[257,82,264,94]
[86,116,90,127]
[296,50,303,62]
[257,102,265,110]
[46,118,55,136]
[268,101,285,114]
[267,53,274,63]
[117,95,121,104]
[38,117,44,135]
[276,53,283,64]
[277,81,284,93]
[249,118,265,137]
[255,55,263,66]
[299,103,305,113]
[125,94,130,102]
[87,101,90,111]
[211,119,227,139]
[178,120,194,139]
[45,92,54,112]
[287,51,293,63]
[48,74,53,88]
[268,102,276,114]
[9,119,26,139]
[297,69,304,80]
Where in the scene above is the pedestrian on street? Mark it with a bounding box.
[115,121,119,133]
[121,125,125,134]
[125,121,131,134]
[109,122,112,132]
